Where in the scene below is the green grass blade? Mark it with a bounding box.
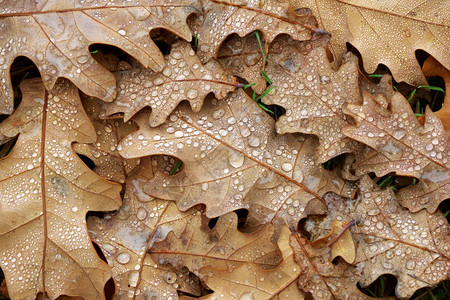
[255,31,265,64]
[408,89,417,102]
[170,160,182,175]
[255,86,274,101]
[417,85,445,93]
[90,49,99,54]
[368,74,383,78]
[261,70,272,85]
[243,83,256,89]
[258,104,274,114]
[194,32,198,47]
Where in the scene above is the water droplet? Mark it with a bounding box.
[243,53,260,66]
[77,55,89,64]
[367,209,381,216]
[102,243,116,254]
[163,68,172,76]
[213,109,225,120]
[393,129,406,140]
[282,163,293,172]
[249,137,260,147]
[376,221,384,230]
[164,271,177,284]
[186,89,198,100]
[118,29,127,36]
[128,270,140,287]
[406,260,415,270]
[202,182,209,191]
[229,152,244,168]
[116,252,131,264]
[128,7,151,21]
[137,207,147,220]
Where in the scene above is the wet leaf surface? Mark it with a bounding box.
[343,92,450,213]
[0,78,121,299]
[0,0,198,113]
[295,0,450,85]
[118,89,355,228]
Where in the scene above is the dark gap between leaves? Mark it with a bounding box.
[76,153,96,170]
[358,274,397,298]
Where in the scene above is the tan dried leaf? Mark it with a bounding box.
[289,230,366,299]
[0,78,122,300]
[73,95,138,183]
[309,177,450,298]
[119,89,355,227]
[151,214,302,299]
[0,1,197,113]
[343,91,450,213]
[311,220,357,264]
[418,56,450,130]
[217,33,266,94]
[193,0,321,62]
[294,0,450,85]
[262,37,361,162]
[103,40,237,127]
[88,157,202,299]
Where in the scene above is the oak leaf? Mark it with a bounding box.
[0,78,122,299]
[343,91,450,213]
[118,89,355,227]
[102,40,237,127]
[88,158,203,299]
[193,0,322,63]
[307,177,450,298]
[0,0,197,114]
[151,214,302,299]
[73,94,138,183]
[262,37,361,162]
[217,33,267,94]
[418,56,450,130]
[295,0,450,85]
[288,228,366,299]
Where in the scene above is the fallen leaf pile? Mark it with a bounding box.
[0,1,449,299]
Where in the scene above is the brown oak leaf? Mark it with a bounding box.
[151,214,302,299]
[0,0,198,113]
[294,0,450,85]
[306,177,450,298]
[102,40,237,127]
[88,158,203,299]
[0,78,122,299]
[118,89,355,228]
[192,0,323,63]
[262,37,361,162]
[343,91,450,213]
[73,94,138,183]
